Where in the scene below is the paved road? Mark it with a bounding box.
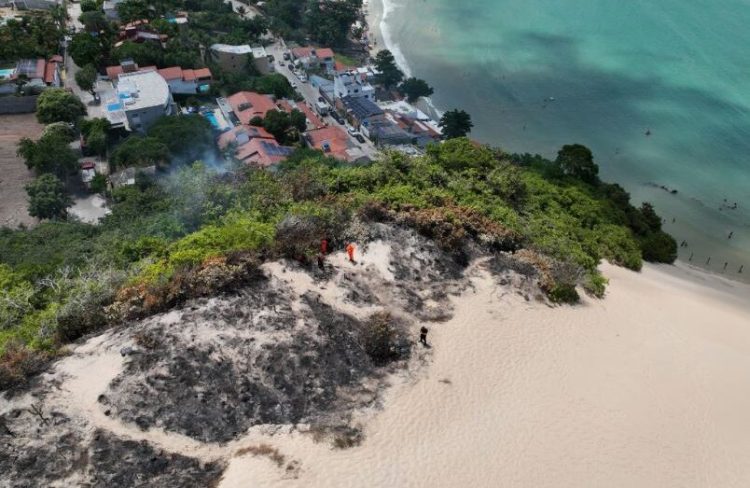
[64,0,106,118]
[265,41,380,161]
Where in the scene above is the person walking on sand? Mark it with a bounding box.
[346,242,356,263]
[419,326,429,346]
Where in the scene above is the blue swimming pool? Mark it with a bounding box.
[107,102,123,111]
[203,111,220,129]
[0,68,15,79]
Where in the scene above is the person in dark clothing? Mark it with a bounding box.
[317,253,325,270]
[419,326,429,346]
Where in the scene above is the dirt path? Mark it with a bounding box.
[0,113,43,228]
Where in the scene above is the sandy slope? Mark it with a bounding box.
[219,261,750,488]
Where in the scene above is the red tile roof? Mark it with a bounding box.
[235,138,294,167]
[227,91,277,125]
[192,68,212,79]
[217,125,274,150]
[43,59,59,84]
[157,66,183,80]
[291,47,334,59]
[105,64,156,80]
[305,126,351,161]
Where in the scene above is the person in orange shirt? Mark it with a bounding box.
[345,242,355,263]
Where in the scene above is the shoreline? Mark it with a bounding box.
[361,0,748,286]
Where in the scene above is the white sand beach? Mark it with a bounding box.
[218,259,750,488]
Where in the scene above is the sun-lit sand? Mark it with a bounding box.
[5,238,750,487]
[218,260,750,488]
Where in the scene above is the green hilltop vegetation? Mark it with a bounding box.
[0,139,676,388]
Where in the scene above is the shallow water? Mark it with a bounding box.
[379,0,750,280]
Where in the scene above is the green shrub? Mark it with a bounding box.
[547,283,580,304]
[640,231,678,263]
[583,272,608,298]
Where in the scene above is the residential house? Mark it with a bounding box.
[3,0,57,10]
[305,126,368,163]
[210,44,253,74]
[157,66,212,94]
[379,100,442,146]
[105,61,212,95]
[234,138,294,167]
[105,59,155,81]
[277,98,325,130]
[366,119,413,146]
[217,125,274,151]
[226,91,277,125]
[12,57,61,88]
[291,47,335,73]
[333,70,375,101]
[309,75,335,103]
[250,45,273,74]
[339,95,384,134]
[104,70,175,132]
[117,20,168,47]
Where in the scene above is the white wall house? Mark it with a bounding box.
[333,71,375,101]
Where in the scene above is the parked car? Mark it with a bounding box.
[287,63,294,71]
[283,52,290,61]
[347,126,359,136]
[330,112,343,124]
[355,134,366,143]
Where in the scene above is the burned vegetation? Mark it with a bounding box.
[1,226,473,487]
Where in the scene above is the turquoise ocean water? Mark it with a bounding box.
[380,0,750,281]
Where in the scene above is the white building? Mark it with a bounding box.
[105,71,174,132]
[333,71,375,101]
[210,44,253,73]
[250,46,273,74]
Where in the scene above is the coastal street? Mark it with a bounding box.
[265,41,381,162]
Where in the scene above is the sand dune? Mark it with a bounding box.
[219,261,750,488]
[4,234,750,487]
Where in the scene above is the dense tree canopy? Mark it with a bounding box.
[305,0,360,46]
[25,174,73,220]
[75,64,98,93]
[116,0,154,23]
[374,50,404,89]
[110,136,171,169]
[36,89,87,124]
[148,115,214,163]
[69,32,109,68]
[0,14,64,60]
[17,132,79,177]
[80,118,111,156]
[555,144,600,184]
[400,77,433,103]
[78,11,111,33]
[439,109,473,139]
[262,109,306,144]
